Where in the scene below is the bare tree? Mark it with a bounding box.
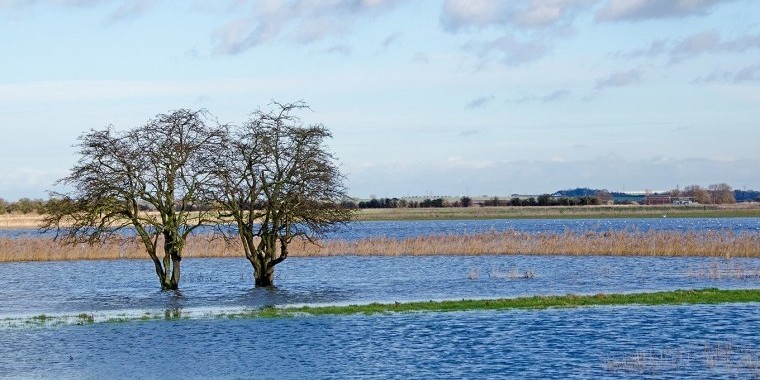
[683,185,710,204]
[41,109,223,290]
[209,101,352,287]
[709,183,736,204]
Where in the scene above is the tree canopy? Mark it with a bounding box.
[42,103,351,289]
[42,109,225,290]
[207,101,351,287]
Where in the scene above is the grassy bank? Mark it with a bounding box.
[1,203,759,229]
[1,229,759,262]
[227,288,760,318]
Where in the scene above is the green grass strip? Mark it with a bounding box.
[232,288,760,318]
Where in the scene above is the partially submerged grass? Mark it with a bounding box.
[225,288,760,318]
[3,288,757,329]
[1,228,759,262]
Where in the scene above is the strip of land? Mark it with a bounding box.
[251,288,760,318]
[352,203,760,221]
[1,203,760,229]
[11,288,759,328]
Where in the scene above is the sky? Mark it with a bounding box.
[1,0,759,200]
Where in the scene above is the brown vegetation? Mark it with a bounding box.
[1,229,758,262]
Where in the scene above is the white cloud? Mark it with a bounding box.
[617,30,760,64]
[107,0,155,22]
[515,89,572,103]
[595,69,643,89]
[213,0,407,55]
[596,0,736,22]
[441,0,595,31]
[465,94,495,109]
[466,34,549,66]
[379,32,402,49]
[670,30,760,63]
[693,62,760,83]
[441,0,595,67]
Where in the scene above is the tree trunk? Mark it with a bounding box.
[151,257,167,289]
[161,230,182,290]
[167,257,181,290]
[252,255,275,287]
[254,270,274,287]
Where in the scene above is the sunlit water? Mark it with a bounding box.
[1,217,759,378]
[3,217,760,239]
[1,305,758,379]
[1,255,760,317]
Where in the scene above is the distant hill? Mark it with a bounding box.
[551,188,600,197]
[735,190,760,203]
[553,187,759,203]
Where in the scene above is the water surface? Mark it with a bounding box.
[1,304,758,379]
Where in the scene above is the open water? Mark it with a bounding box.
[0,217,759,378]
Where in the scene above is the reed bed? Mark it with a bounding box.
[0,214,45,229]
[1,229,759,262]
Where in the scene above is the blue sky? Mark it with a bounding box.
[1,0,759,200]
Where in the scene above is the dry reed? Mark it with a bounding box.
[0,229,759,262]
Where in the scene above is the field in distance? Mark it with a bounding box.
[1,203,760,229]
[352,203,760,221]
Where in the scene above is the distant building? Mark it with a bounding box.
[643,195,693,205]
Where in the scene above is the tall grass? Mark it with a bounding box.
[0,229,758,262]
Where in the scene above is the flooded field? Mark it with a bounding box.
[1,217,759,378]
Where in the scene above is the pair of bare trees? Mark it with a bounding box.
[42,102,351,290]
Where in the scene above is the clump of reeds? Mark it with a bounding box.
[488,266,535,279]
[0,229,759,262]
[292,230,760,258]
[606,341,760,375]
[686,261,760,280]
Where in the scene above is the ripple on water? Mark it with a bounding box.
[1,304,759,378]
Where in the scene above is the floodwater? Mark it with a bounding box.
[2,217,760,239]
[1,217,759,378]
[2,304,759,379]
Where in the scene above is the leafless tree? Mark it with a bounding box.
[684,185,710,204]
[709,183,736,204]
[41,109,224,290]
[208,101,352,287]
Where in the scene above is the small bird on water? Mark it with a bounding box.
[69,354,73,361]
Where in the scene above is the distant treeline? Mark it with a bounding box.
[349,194,605,209]
[0,198,47,215]
[2,184,758,214]
[349,184,758,209]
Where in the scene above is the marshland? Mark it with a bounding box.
[2,215,760,377]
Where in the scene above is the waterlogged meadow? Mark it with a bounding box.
[0,217,759,378]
